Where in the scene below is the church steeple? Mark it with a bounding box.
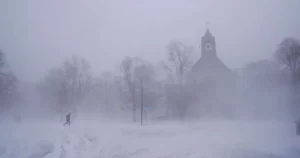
[201,28,216,58]
[204,28,213,39]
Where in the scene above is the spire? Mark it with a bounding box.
[204,28,212,38]
[204,21,213,38]
[201,21,216,58]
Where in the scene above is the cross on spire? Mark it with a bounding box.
[206,21,209,29]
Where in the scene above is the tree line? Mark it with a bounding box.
[1,37,300,121]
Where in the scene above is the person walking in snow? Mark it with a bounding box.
[64,112,71,126]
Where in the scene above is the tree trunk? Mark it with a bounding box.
[141,79,144,126]
[132,106,136,122]
[144,110,147,122]
[131,83,137,122]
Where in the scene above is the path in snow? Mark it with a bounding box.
[0,120,299,158]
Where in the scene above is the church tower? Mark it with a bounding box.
[186,27,235,118]
[201,28,216,58]
[190,28,230,80]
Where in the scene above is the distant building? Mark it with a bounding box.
[186,28,236,118]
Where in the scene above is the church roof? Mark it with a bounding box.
[203,28,213,39]
[188,28,232,82]
[191,56,231,77]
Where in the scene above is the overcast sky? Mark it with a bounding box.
[0,0,300,82]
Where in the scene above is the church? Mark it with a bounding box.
[186,28,236,118]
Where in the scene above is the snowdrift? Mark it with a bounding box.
[0,120,299,158]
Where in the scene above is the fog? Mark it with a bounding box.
[1,0,300,158]
[1,0,299,81]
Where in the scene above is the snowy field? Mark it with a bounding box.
[0,119,300,158]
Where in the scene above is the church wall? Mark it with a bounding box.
[179,28,237,119]
[185,70,237,118]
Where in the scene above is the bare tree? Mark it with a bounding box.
[275,37,300,115]
[162,41,194,119]
[134,61,158,124]
[39,55,91,113]
[166,41,194,85]
[120,56,137,122]
[87,72,124,112]
[0,51,17,115]
[160,61,175,84]
[275,37,300,85]
[63,56,91,106]
[120,56,161,122]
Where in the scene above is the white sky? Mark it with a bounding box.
[0,0,300,82]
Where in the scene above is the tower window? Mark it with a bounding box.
[204,43,212,50]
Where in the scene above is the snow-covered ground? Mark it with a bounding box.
[0,119,299,158]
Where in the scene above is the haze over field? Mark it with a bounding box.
[1,0,300,81]
[0,0,300,158]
